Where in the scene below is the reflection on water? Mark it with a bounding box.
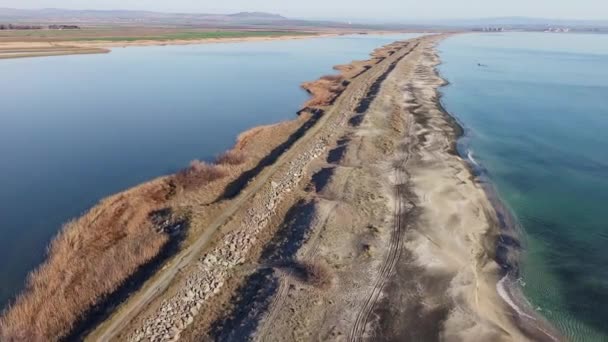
[0,33,424,309]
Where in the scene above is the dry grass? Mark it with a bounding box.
[301,74,347,107]
[0,179,174,341]
[301,261,334,290]
[0,153,246,340]
[320,74,343,82]
[0,53,355,341]
[215,150,247,166]
[173,160,229,192]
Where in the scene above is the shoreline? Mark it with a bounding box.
[0,34,564,341]
[0,35,402,341]
[0,33,328,59]
[433,48,563,341]
[175,34,551,342]
[0,31,412,59]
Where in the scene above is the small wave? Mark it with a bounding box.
[497,276,561,342]
[497,275,536,321]
[467,149,479,167]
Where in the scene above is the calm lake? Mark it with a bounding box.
[0,33,423,309]
[439,32,608,341]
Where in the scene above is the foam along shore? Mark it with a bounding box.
[393,38,562,341]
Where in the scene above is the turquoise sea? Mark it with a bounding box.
[0,33,423,310]
[439,33,608,341]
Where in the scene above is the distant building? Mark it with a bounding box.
[473,27,505,32]
[48,25,81,30]
[0,24,80,30]
[544,27,571,33]
[0,24,43,30]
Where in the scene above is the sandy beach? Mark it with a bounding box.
[232,34,540,341]
[1,34,562,341]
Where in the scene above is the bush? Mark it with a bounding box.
[216,150,247,166]
[320,74,344,82]
[0,180,173,341]
[174,160,228,190]
[301,261,333,290]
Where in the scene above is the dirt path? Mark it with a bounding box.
[236,34,552,342]
[87,34,551,342]
[87,37,419,342]
[255,200,336,342]
[348,106,415,342]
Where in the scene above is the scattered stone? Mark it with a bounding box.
[128,109,336,341]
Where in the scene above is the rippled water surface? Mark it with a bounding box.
[439,32,608,341]
[0,33,424,309]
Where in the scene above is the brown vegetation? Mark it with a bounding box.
[301,74,348,107]
[0,179,174,341]
[301,261,334,290]
[215,150,247,166]
[173,160,229,192]
[0,42,392,340]
[0,113,317,342]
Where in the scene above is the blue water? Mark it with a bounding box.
[439,32,608,341]
[0,33,423,309]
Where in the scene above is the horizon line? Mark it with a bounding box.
[0,6,606,23]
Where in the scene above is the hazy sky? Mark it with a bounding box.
[1,0,606,20]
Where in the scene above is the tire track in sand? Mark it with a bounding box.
[255,201,337,342]
[348,51,419,342]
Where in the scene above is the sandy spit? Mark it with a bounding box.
[238,34,565,342]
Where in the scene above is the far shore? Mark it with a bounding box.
[0,30,417,59]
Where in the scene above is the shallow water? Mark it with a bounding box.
[439,32,608,341]
[0,33,424,309]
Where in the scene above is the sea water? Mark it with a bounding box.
[439,32,608,341]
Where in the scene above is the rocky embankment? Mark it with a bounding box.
[50,35,416,342]
[127,40,414,342]
[130,137,329,341]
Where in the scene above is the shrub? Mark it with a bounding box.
[173,160,228,190]
[301,261,333,290]
[216,150,247,166]
[0,180,173,341]
[320,74,344,82]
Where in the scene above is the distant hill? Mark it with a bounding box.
[4,8,604,32]
[0,8,291,26]
[0,7,388,30]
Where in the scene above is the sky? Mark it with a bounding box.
[0,0,606,21]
